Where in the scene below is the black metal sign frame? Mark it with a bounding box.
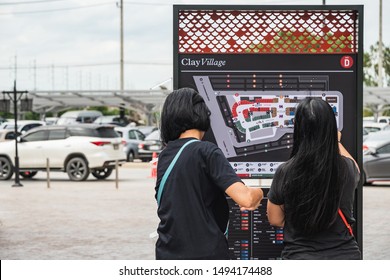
[174,5,363,259]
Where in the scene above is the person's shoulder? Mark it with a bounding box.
[340,155,354,166]
[196,140,218,149]
[340,155,358,171]
[194,140,221,155]
[275,161,289,175]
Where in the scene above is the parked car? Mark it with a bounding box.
[363,122,390,133]
[0,124,125,181]
[114,127,145,162]
[43,117,59,125]
[0,116,8,125]
[377,116,390,124]
[363,130,390,185]
[363,116,375,122]
[363,127,370,142]
[94,115,129,127]
[135,125,158,136]
[0,120,46,134]
[137,129,163,162]
[0,129,20,142]
[56,110,103,125]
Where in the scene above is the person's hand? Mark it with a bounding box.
[338,130,342,142]
[240,204,260,211]
[239,188,263,211]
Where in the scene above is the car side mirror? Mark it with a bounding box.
[17,136,22,142]
[366,148,377,156]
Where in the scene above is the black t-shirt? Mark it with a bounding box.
[268,156,361,260]
[155,138,242,260]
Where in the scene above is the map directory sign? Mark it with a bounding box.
[174,5,363,259]
[193,74,344,177]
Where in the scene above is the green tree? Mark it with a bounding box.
[363,108,374,117]
[363,52,377,86]
[363,42,390,117]
[364,42,390,86]
[382,107,390,116]
[24,111,40,120]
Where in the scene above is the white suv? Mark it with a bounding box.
[0,124,125,181]
[378,116,390,125]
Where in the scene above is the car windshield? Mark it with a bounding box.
[138,126,157,135]
[68,127,119,138]
[96,127,120,138]
[145,130,160,140]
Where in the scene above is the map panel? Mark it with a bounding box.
[194,75,343,177]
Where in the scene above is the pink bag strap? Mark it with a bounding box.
[338,208,354,236]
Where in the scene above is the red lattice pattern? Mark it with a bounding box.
[178,10,359,54]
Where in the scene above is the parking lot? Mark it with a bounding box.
[0,162,389,260]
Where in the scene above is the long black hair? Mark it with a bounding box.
[282,98,346,235]
[160,88,210,144]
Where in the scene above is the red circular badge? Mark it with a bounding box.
[340,56,354,69]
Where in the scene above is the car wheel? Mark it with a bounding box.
[91,168,113,180]
[20,171,38,179]
[66,157,90,181]
[0,156,14,180]
[127,151,135,162]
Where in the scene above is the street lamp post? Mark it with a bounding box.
[378,0,383,87]
[118,0,124,92]
[2,80,28,187]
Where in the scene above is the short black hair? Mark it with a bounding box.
[160,88,210,144]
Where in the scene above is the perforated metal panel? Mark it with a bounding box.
[178,10,359,54]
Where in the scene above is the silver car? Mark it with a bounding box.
[114,127,145,162]
[137,129,163,162]
[363,130,390,185]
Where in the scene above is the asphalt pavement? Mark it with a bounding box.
[0,162,389,260]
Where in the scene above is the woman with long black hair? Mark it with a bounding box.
[267,98,361,259]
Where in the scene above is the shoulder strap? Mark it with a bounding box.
[338,208,354,236]
[156,139,199,206]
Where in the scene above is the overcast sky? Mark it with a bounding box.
[0,0,388,91]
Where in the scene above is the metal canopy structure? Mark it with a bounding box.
[364,87,390,106]
[2,87,389,114]
[24,89,170,114]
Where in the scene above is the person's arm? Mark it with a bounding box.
[225,182,263,211]
[338,131,360,173]
[267,201,285,227]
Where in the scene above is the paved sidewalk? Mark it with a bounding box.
[0,163,389,260]
[0,163,159,260]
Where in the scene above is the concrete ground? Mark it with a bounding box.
[0,163,389,260]
[0,163,159,260]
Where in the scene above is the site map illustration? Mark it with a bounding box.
[194,75,343,177]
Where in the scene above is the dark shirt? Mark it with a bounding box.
[155,138,242,260]
[268,156,361,259]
